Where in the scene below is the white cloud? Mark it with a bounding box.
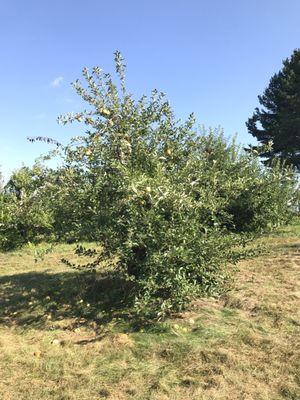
[50,76,64,87]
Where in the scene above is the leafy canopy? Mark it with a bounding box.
[55,52,296,316]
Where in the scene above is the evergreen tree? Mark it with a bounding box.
[246,49,300,170]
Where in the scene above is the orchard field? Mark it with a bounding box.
[0,222,299,400]
[1,52,300,399]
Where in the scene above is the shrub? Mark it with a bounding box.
[55,52,297,317]
[0,166,55,250]
[226,160,297,232]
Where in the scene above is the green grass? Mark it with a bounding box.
[0,224,299,399]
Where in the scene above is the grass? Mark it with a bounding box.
[0,222,299,399]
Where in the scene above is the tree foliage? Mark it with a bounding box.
[54,52,297,316]
[0,166,55,250]
[0,53,298,317]
[246,49,300,170]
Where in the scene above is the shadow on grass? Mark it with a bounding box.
[0,269,139,332]
[274,242,300,254]
[282,243,300,250]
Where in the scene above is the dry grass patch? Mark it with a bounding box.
[0,224,299,399]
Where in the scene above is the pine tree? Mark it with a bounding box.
[246,49,300,170]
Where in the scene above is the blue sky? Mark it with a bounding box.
[1,0,300,180]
